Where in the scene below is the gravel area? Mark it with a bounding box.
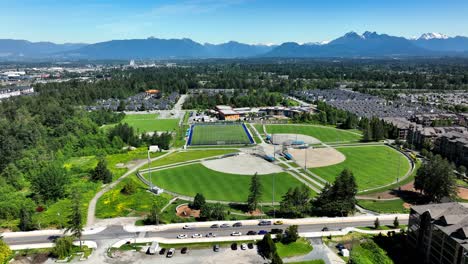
[202,154,283,175]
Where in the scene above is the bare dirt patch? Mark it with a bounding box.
[202,153,283,175]
[288,147,345,168]
[271,133,321,145]
[458,187,468,200]
[176,204,200,218]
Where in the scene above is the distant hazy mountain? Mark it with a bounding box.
[266,31,431,57]
[1,31,468,60]
[0,39,86,58]
[411,33,468,52]
[65,38,274,59]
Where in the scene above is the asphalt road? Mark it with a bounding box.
[4,219,403,245]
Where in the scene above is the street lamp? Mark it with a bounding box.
[148,145,159,191]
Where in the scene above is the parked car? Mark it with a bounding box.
[213,244,220,252]
[248,243,254,249]
[177,234,188,239]
[231,231,242,236]
[233,222,243,227]
[241,243,247,250]
[259,220,272,226]
[206,232,216,237]
[322,227,329,231]
[159,248,166,255]
[220,223,230,228]
[246,230,257,235]
[183,225,194,230]
[270,228,283,234]
[336,243,345,250]
[258,230,268,235]
[181,247,188,254]
[274,220,283,225]
[231,243,238,250]
[210,224,219,228]
[192,233,203,238]
[166,248,175,258]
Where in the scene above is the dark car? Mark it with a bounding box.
[248,243,254,249]
[259,220,272,226]
[246,230,257,235]
[220,223,230,228]
[270,228,283,234]
[181,247,188,254]
[211,224,219,228]
[231,243,238,250]
[322,227,329,231]
[336,243,345,250]
[258,230,268,235]
[159,248,166,255]
[233,222,243,227]
[213,244,220,252]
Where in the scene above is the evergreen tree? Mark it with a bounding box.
[374,218,380,229]
[31,163,70,202]
[191,193,206,210]
[145,201,160,225]
[247,173,262,212]
[258,233,277,260]
[393,217,399,228]
[91,158,113,184]
[65,193,83,248]
[415,154,456,202]
[19,207,35,231]
[271,252,283,264]
[282,225,299,244]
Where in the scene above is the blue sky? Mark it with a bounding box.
[2,0,468,44]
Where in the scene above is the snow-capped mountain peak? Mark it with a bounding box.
[418,33,449,40]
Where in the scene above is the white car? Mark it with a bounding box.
[231,231,242,236]
[177,234,188,239]
[241,243,247,250]
[183,225,194,230]
[192,233,203,238]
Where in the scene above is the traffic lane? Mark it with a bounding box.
[146,220,399,239]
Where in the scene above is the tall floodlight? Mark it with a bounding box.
[148,145,159,191]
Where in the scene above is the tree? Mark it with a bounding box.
[19,207,35,231]
[414,155,456,202]
[91,158,113,184]
[271,251,283,264]
[258,233,276,260]
[65,193,83,249]
[121,180,137,195]
[279,185,310,217]
[247,173,262,212]
[282,225,299,244]
[191,193,206,210]
[0,237,12,264]
[312,169,357,216]
[393,217,399,228]
[0,163,25,190]
[52,236,74,259]
[374,218,380,229]
[145,201,160,225]
[31,163,70,202]
[200,203,225,220]
[459,165,467,177]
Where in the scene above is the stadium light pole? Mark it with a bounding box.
[148,145,159,191]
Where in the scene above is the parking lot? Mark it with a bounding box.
[109,245,264,264]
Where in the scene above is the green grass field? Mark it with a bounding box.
[357,199,409,214]
[103,113,179,133]
[276,238,313,258]
[147,149,238,168]
[189,123,252,145]
[264,124,362,143]
[310,146,410,191]
[144,163,307,202]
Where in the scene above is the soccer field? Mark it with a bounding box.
[122,114,179,132]
[144,163,309,202]
[310,145,411,191]
[264,124,362,143]
[189,123,253,145]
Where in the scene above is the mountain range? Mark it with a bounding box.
[1,31,468,60]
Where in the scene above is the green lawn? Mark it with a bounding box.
[103,113,179,133]
[144,163,307,202]
[310,146,410,191]
[264,124,362,143]
[147,149,239,168]
[190,123,252,145]
[357,199,409,214]
[276,238,313,258]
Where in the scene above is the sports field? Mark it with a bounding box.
[144,163,307,202]
[264,124,362,143]
[122,114,179,132]
[189,123,253,145]
[310,145,410,191]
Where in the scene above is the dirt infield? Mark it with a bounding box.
[176,204,200,218]
[201,153,283,175]
[271,133,321,145]
[288,147,346,168]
